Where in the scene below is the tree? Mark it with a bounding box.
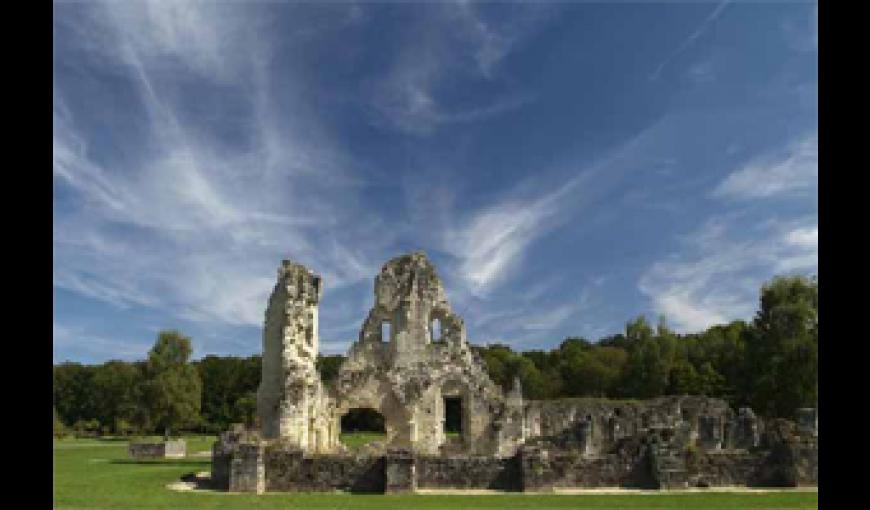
[577,346,628,397]
[53,363,97,427]
[619,317,674,398]
[668,359,701,395]
[53,407,67,438]
[91,361,142,433]
[143,330,202,438]
[234,393,257,427]
[196,355,260,432]
[476,344,516,390]
[744,275,818,418]
[148,330,194,371]
[316,355,345,387]
[683,320,748,403]
[520,351,562,398]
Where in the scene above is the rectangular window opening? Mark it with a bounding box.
[444,396,462,434]
[431,318,443,343]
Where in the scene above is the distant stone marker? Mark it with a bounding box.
[129,439,186,460]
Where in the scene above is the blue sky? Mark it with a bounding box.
[53,1,817,363]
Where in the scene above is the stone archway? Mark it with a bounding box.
[332,376,413,452]
[338,407,386,452]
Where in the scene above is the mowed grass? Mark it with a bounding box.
[340,431,386,450]
[53,435,818,510]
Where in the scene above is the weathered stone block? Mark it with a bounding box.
[129,439,186,460]
[385,449,416,493]
[229,443,265,493]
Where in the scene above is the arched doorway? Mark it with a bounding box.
[339,408,386,452]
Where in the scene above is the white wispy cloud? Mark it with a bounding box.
[650,0,731,80]
[444,197,559,295]
[641,130,818,333]
[687,59,715,84]
[53,2,393,341]
[468,286,599,349]
[53,321,152,362]
[639,215,817,333]
[365,2,549,135]
[712,133,817,200]
[438,112,686,298]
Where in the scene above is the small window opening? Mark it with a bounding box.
[381,321,391,342]
[431,318,443,343]
[444,396,462,436]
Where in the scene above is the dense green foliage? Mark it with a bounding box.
[197,355,260,432]
[53,275,818,436]
[141,331,203,438]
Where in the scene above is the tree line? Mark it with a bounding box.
[53,275,817,437]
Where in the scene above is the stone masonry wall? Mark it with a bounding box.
[519,441,654,491]
[264,447,385,493]
[416,455,520,490]
[330,253,512,457]
[213,253,817,493]
[256,261,337,453]
[229,443,265,493]
[213,421,817,493]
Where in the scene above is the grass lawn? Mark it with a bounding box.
[340,431,387,451]
[53,435,818,510]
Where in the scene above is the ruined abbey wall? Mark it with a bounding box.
[256,261,338,453]
[215,252,818,494]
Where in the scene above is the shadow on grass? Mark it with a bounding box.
[179,471,219,490]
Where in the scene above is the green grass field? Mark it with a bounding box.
[53,436,818,510]
[340,431,387,451]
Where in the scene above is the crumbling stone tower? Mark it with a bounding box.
[334,252,520,456]
[253,252,523,456]
[256,260,335,452]
[358,251,467,365]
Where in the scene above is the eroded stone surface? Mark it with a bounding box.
[212,251,818,493]
[256,252,518,457]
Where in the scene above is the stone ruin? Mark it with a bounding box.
[213,252,818,493]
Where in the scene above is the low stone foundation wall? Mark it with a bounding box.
[265,447,385,493]
[416,455,519,490]
[520,446,653,491]
[231,443,265,493]
[129,439,186,459]
[210,404,818,493]
[793,441,818,486]
[686,450,764,487]
[212,442,816,493]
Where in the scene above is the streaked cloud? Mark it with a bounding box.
[54,2,817,361]
[364,2,550,135]
[639,215,817,333]
[712,133,817,200]
[650,0,731,80]
[641,131,818,332]
[53,1,392,335]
